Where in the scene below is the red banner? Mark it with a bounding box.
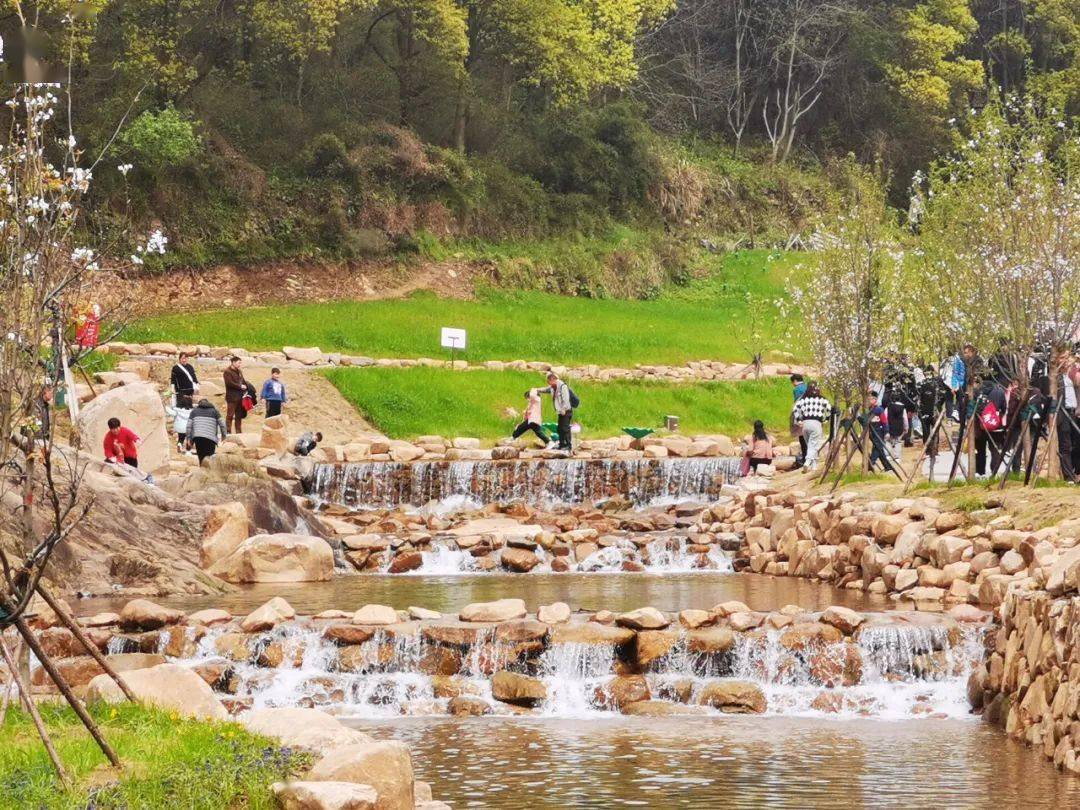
[75,309,100,349]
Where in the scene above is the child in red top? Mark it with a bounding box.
[103,418,141,467]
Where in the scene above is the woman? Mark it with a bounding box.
[745,420,774,472]
[511,388,550,447]
[186,398,227,463]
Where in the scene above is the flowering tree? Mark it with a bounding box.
[914,101,1080,478]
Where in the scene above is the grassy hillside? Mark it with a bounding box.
[126,249,801,366]
[322,366,792,442]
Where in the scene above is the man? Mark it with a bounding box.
[790,373,807,465]
[261,367,287,418]
[223,356,247,434]
[170,352,199,399]
[295,431,322,456]
[974,377,1008,477]
[103,417,141,467]
[1058,354,1079,484]
[541,372,574,453]
[941,348,966,422]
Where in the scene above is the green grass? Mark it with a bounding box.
[0,702,308,808]
[125,249,802,366]
[323,365,793,442]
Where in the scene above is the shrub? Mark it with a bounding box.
[122,106,201,171]
[304,132,352,179]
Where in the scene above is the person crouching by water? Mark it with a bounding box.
[187,398,227,463]
[103,418,141,467]
[744,420,774,472]
[295,431,322,456]
[511,388,550,447]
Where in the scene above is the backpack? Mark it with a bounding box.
[979,400,1003,431]
[568,386,581,410]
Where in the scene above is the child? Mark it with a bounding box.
[167,394,193,453]
[260,368,287,417]
[511,388,550,446]
[103,418,141,467]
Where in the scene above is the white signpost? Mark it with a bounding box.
[440,327,467,366]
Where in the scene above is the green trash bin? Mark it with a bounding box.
[54,386,67,408]
[622,427,655,440]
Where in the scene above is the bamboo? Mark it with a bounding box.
[0,638,70,787]
[34,585,135,702]
[10,613,121,767]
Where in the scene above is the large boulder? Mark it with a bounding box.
[86,663,228,720]
[491,670,547,705]
[459,599,526,623]
[615,607,670,630]
[120,599,184,631]
[272,781,377,810]
[78,381,170,473]
[241,708,373,754]
[201,502,250,568]
[696,680,767,714]
[309,741,414,810]
[209,533,334,583]
[284,346,326,365]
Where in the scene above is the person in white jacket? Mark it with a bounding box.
[165,394,193,453]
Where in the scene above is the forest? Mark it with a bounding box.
[2,0,1077,289]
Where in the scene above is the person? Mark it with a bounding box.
[917,364,945,446]
[745,420,774,472]
[941,348,966,421]
[864,391,892,472]
[882,382,908,460]
[791,383,832,472]
[187,398,227,463]
[260,368,287,417]
[103,417,141,467]
[222,356,247,434]
[1057,355,1079,484]
[974,377,1008,477]
[511,388,549,446]
[167,393,193,452]
[790,373,808,464]
[295,431,322,456]
[170,352,199,399]
[540,372,575,452]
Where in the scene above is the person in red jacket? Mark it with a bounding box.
[103,418,142,467]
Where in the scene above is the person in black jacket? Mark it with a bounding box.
[170,352,199,398]
[974,377,1008,476]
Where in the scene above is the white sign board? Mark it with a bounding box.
[440,327,467,350]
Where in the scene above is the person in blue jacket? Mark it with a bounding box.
[260,367,288,417]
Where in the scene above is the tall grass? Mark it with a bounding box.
[322,366,793,442]
[126,249,803,366]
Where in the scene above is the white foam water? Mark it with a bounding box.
[173,618,985,722]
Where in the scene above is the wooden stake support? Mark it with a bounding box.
[0,637,71,787]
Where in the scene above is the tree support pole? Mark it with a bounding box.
[0,637,70,787]
[34,585,135,701]
[903,408,946,494]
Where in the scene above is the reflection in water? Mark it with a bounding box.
[75,572,890,617]
[348,716,1078,808]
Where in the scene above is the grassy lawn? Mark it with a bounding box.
[323,365,793,442]
[126,249,802,366]
[0,702,307,808]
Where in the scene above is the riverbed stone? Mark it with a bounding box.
[596,675,650,709]
[459,599,526,623]
[696,680,767,713]
[201,502,250,568]
[323,624,377,645]
[500,548,541,572]
[550,622,635,646]
[635,630,681,668]
[448,696,492,716]
[243,707,374,754]
[615,607,670,630]
[820,606,864,635]
[86,663,228,720]
[209,533,334,583]
[685,626,735,655]
[621,700,710,716]
[408,606,441,620]
[119,599,184,631]
[387,552,423,574]
[309,741,414,810]
[678,609,713,629]
[491,670,547,706]
[538,602,571,624]
[272,781,378,810]
[188,608,233,627]
[240,597,296,632]
[353,604,399,625]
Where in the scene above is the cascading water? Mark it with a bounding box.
[311,457,744,510]
[171,615,986,722]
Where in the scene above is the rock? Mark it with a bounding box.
[550,622,635,646]
[187,608,233,627]
[353,604,399,625]
[459,599,526,623]
[595,675,650,710]
[284,346,325,365]
[711,601,750,617]
[685,626,735,654]
[201,502,250,568]
[272,781,377,810]
[448,696,492,716]
[491,670,547,705]
[538,602,571,624]
[621,701,710,717]
[500,548,541,572]
[820,606,864,635]
[696,680,767,713]
[894,568,918,592]
[31,653,164,689]
[999,549,1025,575]
[241,707,373,754]
[308,742,414,810]
[387,552,423,574]
[240,597,296,632]
[408,606,441,620]
[634,630,681,668]
[678,609,713,629]
[1046,546,1080,596]
[120,599,184,631]
[78,382,170,472]
[615,607,670,630]
[86,663,228,720]
[209,533,334,583]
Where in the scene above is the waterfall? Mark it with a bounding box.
[172,614,985,722]
[311,457,744,510]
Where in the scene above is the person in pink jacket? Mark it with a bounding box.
[744,420,775,472]
[510,388,550,446]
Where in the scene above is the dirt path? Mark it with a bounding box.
[152,361,376,445]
